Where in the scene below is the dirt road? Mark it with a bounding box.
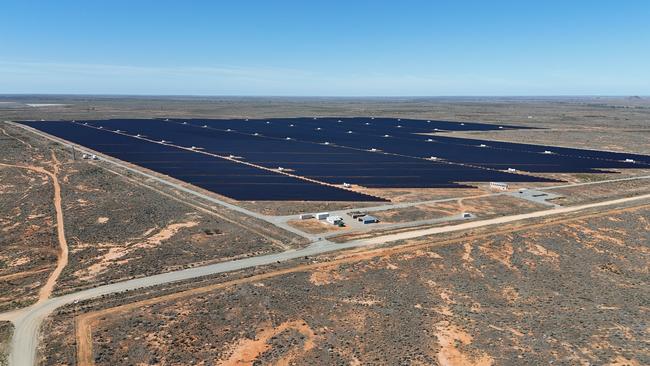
[74,200,650,366]
[1,127,33,149]
[0,268,50,282]
[4,192,650,366]
[359,193,650,245]
[4,121,650,366]
[36,152,67,302]
[0,151,68,303]
[15,123,315,240]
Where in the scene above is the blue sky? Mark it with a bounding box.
[1,0,649,96]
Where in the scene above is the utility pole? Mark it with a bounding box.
[71,145,76,160]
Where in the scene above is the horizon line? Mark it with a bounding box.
[0,94,648,99]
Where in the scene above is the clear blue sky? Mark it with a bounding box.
[1,0,648,96]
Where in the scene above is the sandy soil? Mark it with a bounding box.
[287,219,345,235]
[69,202,650,365]
[0,150,68,303]
[220,320,316,366]
[36,152,67,302]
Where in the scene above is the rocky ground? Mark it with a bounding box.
[372,194,546,224]
[2,96,649,365]
[0,322,11,366]
[0,125,58,310]
[54,154,296,295]
[550,176,650,206]
[0,122,304,303]
[287,218,347,235]
[39,204,649,365]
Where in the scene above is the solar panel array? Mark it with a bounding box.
[18,121,383,201]
[19,118,650,201]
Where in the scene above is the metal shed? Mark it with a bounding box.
[326,215,344,225]
[359,215,379,224]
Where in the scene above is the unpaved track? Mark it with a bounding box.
[14,122,314,240]
[1,127,33,149]
[36,152,67,302]
[12,121,650,243]
[0,268,50,282]
[0,151,67,303]
[3,193,650,366]
[74,199,650,366]
[360,193,650,245]
[95,162,293,251]
[5,121,650,365]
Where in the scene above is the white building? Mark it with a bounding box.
[316,212,330,220]
[489,182,509,191]
[326,216,344,225]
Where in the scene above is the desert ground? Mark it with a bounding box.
[0,122,303,309]
[0,96,648,366]
[42,204,649,365]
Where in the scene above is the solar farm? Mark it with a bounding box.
[18,117,650,202]
[3,97,650,366]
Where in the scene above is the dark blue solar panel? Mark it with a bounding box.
[18,121,385,202]
[69,119,559,188]
[185,118,648,172]
[19,117,650,202]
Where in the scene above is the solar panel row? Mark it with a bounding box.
[177,117,650,173]
[72,119,560,188]
[19,117,650,201]
[18,121,385,201]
